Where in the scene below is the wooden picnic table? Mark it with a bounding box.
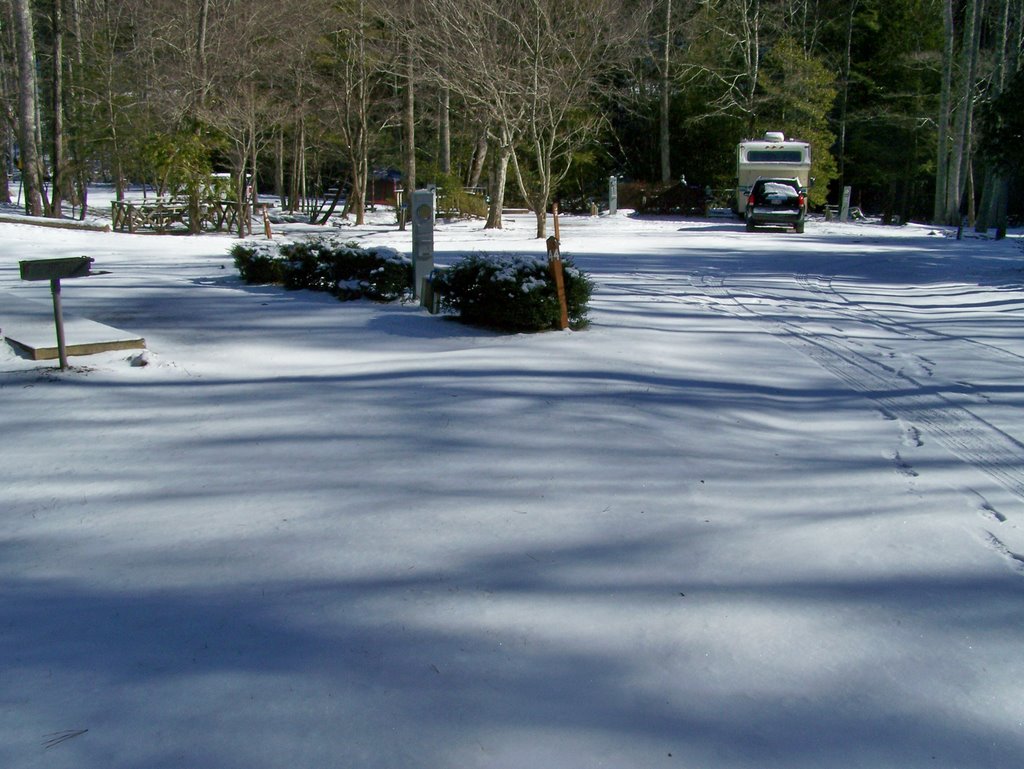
[111,199,189,233]
[111,199,251,234]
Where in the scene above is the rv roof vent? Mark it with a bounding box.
[763,131,785,142]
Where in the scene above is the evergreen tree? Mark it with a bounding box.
[758,35,838,207]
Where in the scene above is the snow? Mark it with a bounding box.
[2,193,1024,768]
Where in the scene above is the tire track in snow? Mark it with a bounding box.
[692,273,1024,506]
[794,271,1024,369]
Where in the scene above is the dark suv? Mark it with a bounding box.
[745,178,806,233]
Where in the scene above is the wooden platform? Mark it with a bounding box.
[1,291,145,360]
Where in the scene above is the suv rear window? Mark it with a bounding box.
[753,181,799,202]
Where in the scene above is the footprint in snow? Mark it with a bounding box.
[983,532,1024,574]
[886,449,919,477]
[901,424,923,448]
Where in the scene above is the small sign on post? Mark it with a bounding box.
[19,256,95,371]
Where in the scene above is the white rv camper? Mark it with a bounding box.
[735,131,811,214]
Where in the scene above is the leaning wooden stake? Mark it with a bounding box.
[548,202,569,330]
[261,204,273,239]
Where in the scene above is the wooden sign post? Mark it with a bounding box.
[19,257,95,371]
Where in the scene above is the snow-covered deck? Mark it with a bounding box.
[0,290,145,360]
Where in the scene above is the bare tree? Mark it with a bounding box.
[0,8,17,204]
[660,0,673,181]
[686,0,769,130]
[198,0,297,226]
[402,0,416,208]
[413,0,641,235]
[943,0,984,224]
[648,0,702,182]
[46,0,64,216]
[438,86,450,175]
[77,0,148,201]
[313,0,391,225]
[932,0,954,223]
[976,0,1019,236]
[835,0,858,193]
[10,0,44,215]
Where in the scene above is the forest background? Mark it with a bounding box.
[2,0,1023,235]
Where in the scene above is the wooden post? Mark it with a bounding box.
[50,278,69,371]
[549,202,568,330]
[261,205,273,239]
[549,254,569,330]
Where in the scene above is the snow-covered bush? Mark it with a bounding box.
[232,237,412,301]
[230,242,283,284]
[434,252,593,331]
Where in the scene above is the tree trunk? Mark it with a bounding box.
[197,0,210,113]
[659,0,672,182]
[439,87,451,175]
[0,18,14,205]
[290,118,303,213]
[66,0,89,219]
[933,0,954,223]
[510,147,546,238]
[248,127,259,207]
[994,175,1009,239]
[485,140,512,230]
[50,0,66,218]
[12,0,44,216]
[0,122,10,202]
[467,131,487,188]
[276,128,285,207]
[403,28,416,203]
[837,0,857,193]
[352,152,368,225]
[960,0,984,224]
[977,0,1015,234]
[975,170,996,232]
[945,0,982,224]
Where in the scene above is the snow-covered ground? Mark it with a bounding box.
[2,194,1023,769]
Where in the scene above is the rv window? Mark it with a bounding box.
[746,150,805,163]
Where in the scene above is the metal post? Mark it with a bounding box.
[411,188,435,300]
[50,278,69,371]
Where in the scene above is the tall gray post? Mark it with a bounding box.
[608,175,618,215]
[840,186,852,222]
[411,188,435,299]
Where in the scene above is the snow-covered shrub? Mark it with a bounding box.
[231,242,284,284]
[231,237,412,301]
[434,252,593,331]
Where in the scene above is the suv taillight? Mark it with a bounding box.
[747,194,756,207]
[797,193,806,208]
